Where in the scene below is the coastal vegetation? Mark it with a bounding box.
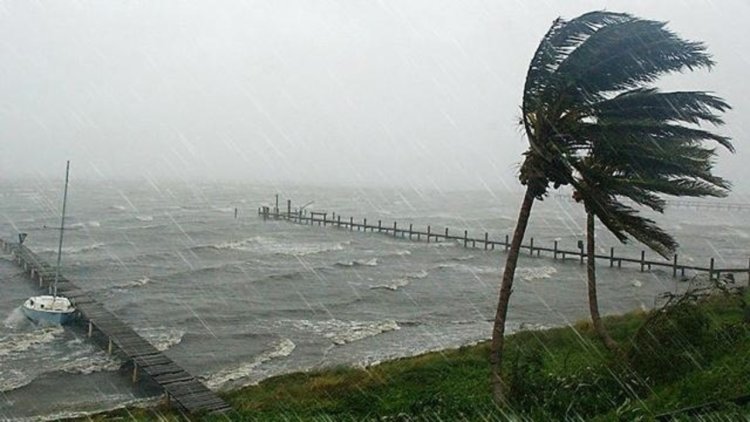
[80,286,750,420]
[491,10,733,404]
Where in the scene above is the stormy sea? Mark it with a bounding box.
[1,180,748,420]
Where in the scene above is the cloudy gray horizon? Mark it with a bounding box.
[1,0,748,192]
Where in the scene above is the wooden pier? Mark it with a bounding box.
[259,202,750,284]
[0,238,232,416]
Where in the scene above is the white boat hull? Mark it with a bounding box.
[22,295,76,325]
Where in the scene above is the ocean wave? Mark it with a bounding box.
[517,266,557,281]
[369,270,429,291]
[335,257,378,268]
[202,236,348,257]
[88,221,101,228]
[109,205,127,211]
[135,327,185,351]
[36,242,106,255]
[284,319,400,346]
[0,326,64,358]
[0,326,122,393]
[203,338,296,390]
[135,215,154,222]
[111,276,151,290]
[435,262,496,274]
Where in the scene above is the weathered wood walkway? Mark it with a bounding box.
[260,201,750,283]
[0,238,232,416]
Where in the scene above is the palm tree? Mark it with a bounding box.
[575,101,733,352]
[489,11,732,403]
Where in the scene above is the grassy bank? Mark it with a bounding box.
[80,289,750,421]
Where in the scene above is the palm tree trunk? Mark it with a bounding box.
[490,187,535,404]
[586,212,619,353]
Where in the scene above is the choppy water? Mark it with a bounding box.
[1,181,748,420]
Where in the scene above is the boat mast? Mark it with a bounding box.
[52,160,70,299]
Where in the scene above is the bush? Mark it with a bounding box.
[627,301,711,383]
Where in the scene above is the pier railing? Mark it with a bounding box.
[259,202,750,284]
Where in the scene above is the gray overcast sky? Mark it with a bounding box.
[1,0,748,191]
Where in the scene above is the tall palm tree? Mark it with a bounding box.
[489,11,732,403]
[575,101,733,352]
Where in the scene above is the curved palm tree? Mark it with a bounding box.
[490,11,732,403]
[576,96,733,351]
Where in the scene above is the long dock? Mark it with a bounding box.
[0,238,232,416]
[260,200,750,283]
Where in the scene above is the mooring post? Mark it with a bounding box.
[505,234,509,252]
[409,223,413,240]
[337,215,341,227]
[578,241,584,265]
[393,221,397,237]
[464,230,468,248]
[672,254,678,277]
[350,217,354,231]
[709,257,715,280]
[378,220,382,232]
[610,247,615,267]
[287,200,291,217]
[484,232,488,250]
[427,226,431,243]
[553,240,558,259]
[274,194,279,215]
[445,228,449,241]
[322,213,327,227]
[640,250,646,272]
[88,320,93,337]
[530,237,534,257]
[363,218,367,232]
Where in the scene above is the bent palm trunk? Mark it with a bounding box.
[490,187,535,404]
[586,212,619,353]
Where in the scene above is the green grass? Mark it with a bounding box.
[74,290,750,421]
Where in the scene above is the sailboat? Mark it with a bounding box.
[22,161,76,325]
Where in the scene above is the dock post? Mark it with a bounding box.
[464,230,468,248]
[484,232,488,250]
[610,247,615,267]
[709,258,715,280]
[88,321,93,337]
[640,251,645,272]
[287,200,291,217]
[337,215,341,227]
[530,238,534,257]
[409,224,413,240]
[108,338,113,355]
[350,217,354,231]
[363,218,367,232]
[393,221,397,237]
[378,220,382,232]
[505,235,509,252]
[132,363,138,383]
[322,213,327,227]
[672,255,678,277]
[553,241,558,259]
[275,194,279,214]
[427,226,431,243]
[579,241,584,265]
[445,228,449,242]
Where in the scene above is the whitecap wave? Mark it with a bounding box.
[336,257,378,267]
[286,319,400,345]
[517,266,557,281]
[369,270,428,291]
[37,243,106,255]
[0,327,64,358]
[209,236,348,257]
[111,276,151,290]
[203,338,296,390]
[134,327,185,351]
[135,215,154,222]
[88,221,101,228]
